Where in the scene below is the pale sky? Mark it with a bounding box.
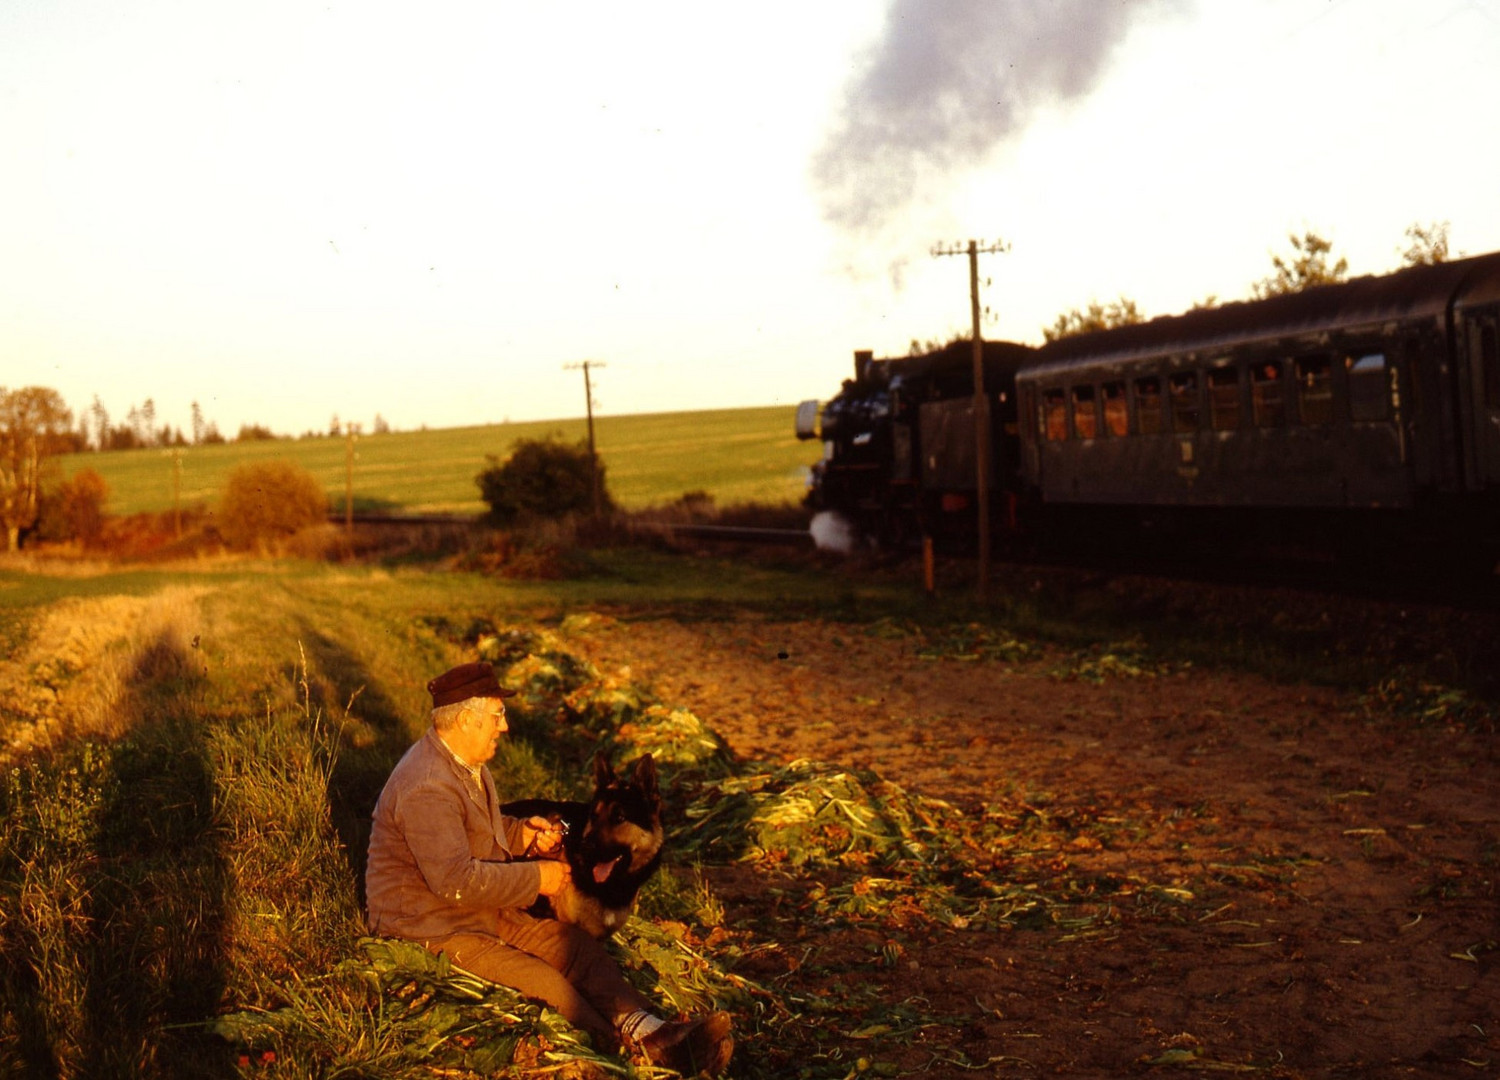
[4,0,1498,440]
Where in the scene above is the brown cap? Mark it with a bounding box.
[427,661,516,708]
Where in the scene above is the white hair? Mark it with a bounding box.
[432,696,507,732]
[431,701,470,731]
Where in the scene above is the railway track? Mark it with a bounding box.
[335,511,1494,607]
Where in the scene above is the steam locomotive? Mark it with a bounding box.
[797,250,1500,572]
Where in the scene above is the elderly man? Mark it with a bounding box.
[365,661,733,1074]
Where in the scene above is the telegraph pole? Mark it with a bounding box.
[564,360,605,515]
[171,449,182,537]
[345,422,360,532]
[931,238,1008,597]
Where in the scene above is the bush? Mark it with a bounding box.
[217,460,328,549]
[476,435,612,525]
[36,468,109,545]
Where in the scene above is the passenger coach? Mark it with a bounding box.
[1015,251,1500,553]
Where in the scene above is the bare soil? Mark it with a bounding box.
[569,575,1499,1079]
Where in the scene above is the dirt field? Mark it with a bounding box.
[569,583,1499,1079]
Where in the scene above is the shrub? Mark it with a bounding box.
[217,460,328,549]
[36,468,109,545]
[476,435,612,525]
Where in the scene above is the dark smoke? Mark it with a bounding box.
[812,0,1188,241]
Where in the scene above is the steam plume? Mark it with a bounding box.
[810,511,859,554]
[812,0,1188,242]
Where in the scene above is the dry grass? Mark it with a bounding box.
[0,586,212,763]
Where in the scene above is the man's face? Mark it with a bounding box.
[456,697,509,764]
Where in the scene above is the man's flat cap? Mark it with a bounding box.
[427,661,516,707]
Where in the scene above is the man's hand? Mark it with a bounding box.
[522,815,567,856]
[535,858,572,897]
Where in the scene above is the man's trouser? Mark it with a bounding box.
[428,908,654,1050]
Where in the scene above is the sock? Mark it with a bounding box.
[620,1010,665,1041]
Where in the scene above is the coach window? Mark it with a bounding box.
[1207,366,1241,430]
[1169,372,1200,433]
[1250,361,1285,427]
[1347,352,1389,421]
[1295,356,1333,425]
[1072,385,1098,439]
[1101,381,1128,436]
[1042,388,1068,441]
[1134,376,1164,434]
[1480,322,1499,410]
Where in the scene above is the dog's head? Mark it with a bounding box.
[577,752,663,881]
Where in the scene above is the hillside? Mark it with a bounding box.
[54,405,822,517]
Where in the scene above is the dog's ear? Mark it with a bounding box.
[632,753,658,797]
[593,750,615,789]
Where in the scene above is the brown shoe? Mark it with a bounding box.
[638,1011,734,1076]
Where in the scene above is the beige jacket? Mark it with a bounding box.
[365,728,540,941]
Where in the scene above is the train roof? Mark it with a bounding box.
[1024,249,1500,376]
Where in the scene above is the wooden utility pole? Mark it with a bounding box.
[171,449,182,537]
[345,422,359,531]
[564,361,605,515]
[931,238,1008,597]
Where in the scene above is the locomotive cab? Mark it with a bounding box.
[797,342,1032,549]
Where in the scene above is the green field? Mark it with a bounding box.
[55,406,823,517]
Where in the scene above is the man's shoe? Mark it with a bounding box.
[638,1011,734,1076]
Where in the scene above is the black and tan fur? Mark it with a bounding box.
[502,752,664,939]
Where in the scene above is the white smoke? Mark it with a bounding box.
[810,511,860,554]
[811,0,1190,245]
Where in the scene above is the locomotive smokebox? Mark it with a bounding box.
[855,349,874,381]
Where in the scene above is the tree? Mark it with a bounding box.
[476,435,612,525]
[1400,221,1451,267]
[236,423,277,442]
[1042,297,1146,342]
[140,399,157,447]
[90,396,109,452]
[217,460,328,549]
[1251,230,1349,299]
[0,386,74,550]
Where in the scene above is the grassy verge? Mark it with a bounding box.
[0,551,928,1076]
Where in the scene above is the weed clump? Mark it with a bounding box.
[35,468,109,547]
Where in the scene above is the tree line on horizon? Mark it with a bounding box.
[0,390,396,551]
[907,221,1459,355]
[1038,221,1454,343]
[75,399,396,455]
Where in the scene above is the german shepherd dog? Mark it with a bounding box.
[502,752,664,939]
